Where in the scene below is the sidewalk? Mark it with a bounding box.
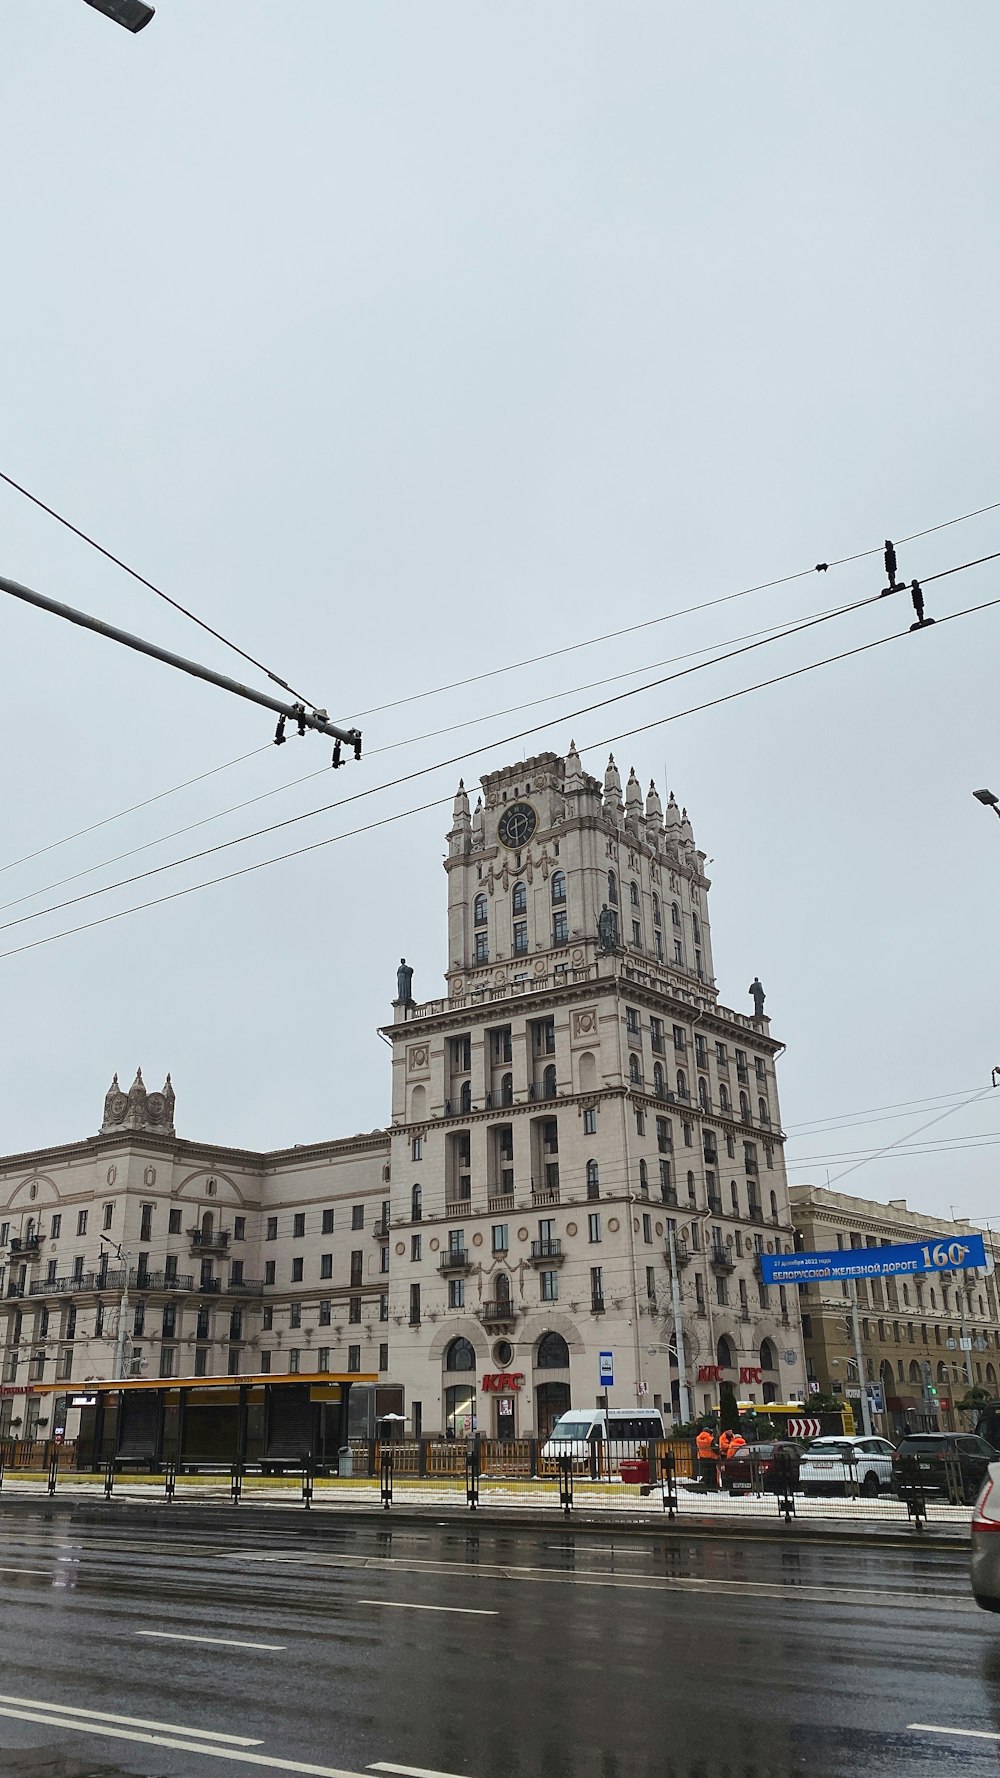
[0,1472,972,1546]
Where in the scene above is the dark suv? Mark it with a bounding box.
[892,1432,999,1504]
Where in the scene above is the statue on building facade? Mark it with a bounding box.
[396,958,414,1003]
[748,977,766,1020]
[597,904,619,953]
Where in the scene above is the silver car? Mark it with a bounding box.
[798,1435,896,1497]
[971,1462,1000,1612]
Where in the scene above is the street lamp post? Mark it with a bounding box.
[973,789,1000,820]
[82,0,155,31]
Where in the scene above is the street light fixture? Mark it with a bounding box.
[82,0,155,31]
[973,789,1000,819]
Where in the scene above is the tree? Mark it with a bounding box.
[719,1383,741,1435]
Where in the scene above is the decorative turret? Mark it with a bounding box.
[680,806,695,849]
[603,753,623,820]
[448,779,472,857]
[645,779,663,839]
[664,791,681,832]
[100,1068,175,1135]
[563,739,585,793]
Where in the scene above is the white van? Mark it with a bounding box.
[541,1407,665,1464]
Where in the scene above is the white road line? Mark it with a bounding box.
[0,1565,51,1576]
[0,1693,263,1743]
[357,1600,498,1617]
[0,1704,374,1776]
[136,1630,286,1651]
[545,1545,651,1555]
[909,1724,1000,1742]
[369,1763,474,1778]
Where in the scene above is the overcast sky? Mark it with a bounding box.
[2,3,999,1225]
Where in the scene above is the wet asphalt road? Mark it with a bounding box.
[0,1507,996,1778]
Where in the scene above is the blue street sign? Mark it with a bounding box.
[599,1351,614,1387]
[759,1233,987,1287]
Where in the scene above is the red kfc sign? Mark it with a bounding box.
[481,1372,525,1392]
[739,1366,763,1385]
[697,1365,724,1383]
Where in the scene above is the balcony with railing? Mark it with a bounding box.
[188,1228,231,1254]
[590,1293,606,1315]
[666,1239,691,1268]
[487,1194,515,1215]
[438,1249,472,1276]
[8,1234,43,1258]
[710,1242,735,1273]
[28,1269,126,1297]
[529,1238,563,1267]
[372,1219,390,1240]
[131,1269,195,1293]
[531,1185,560,1207]
[478,1298,518,1329]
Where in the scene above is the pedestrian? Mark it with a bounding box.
[695,1423,719,1491]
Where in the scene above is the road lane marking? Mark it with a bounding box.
[910,1724,1000,1742]
[357,1599,498,1616]
[0,1705,375,1776]
[370,1763,474,1778]
[0,1693,263,1743]
[0,1566,51,1576]
[546,1544,651,1555]
[136,1630,286,1651]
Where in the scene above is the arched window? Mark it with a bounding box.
[473,893,488,926]
[676,1069,688,1099]
[937,1360,948,1383]
[652,893,661,927]
[909,1360,922,1384]
[758,1098,769,1126]
[586,1159,600,1198]
[769,1190,778,1221]
[536,1380,571,1439]
[608,871,619,906]
[630,880,640,907]
[411,1184,422,1222]
[639,1159,649,1196]
[731,1179,740,1214]
[501,1072,513,1107]
[759,1339,778,1373]
[494,1272,511,1305]
[686,1170,696,1202]
[902,1284,910,1306]
[629,1053,641,1085]
[551,871,566,906]
[698,1077,709,1110]
[988,1363,998,1386]
[719,1083,731,1112]
[671,901,681,928]
[201,1210,214,1240]
[543,1063,557,1100]
[459,1080,472,1114]
[716,1335,735,1370]
[445,1337,476,1371]
[653,1061,665,1097]
[512,881,527,915]
[537,1331,570,1369]
[739,1091,751,1122]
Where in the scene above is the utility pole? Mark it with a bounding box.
[0,572,362,761]
[667,1223,691,1425]
[101,1238,131,1380]
[849,1281,873,1437]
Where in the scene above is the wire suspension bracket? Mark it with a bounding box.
[0,572,362,765]
[880,539,936,632]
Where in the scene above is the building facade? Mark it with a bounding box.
[0,745,807,1441]
[789,1184,1000,1434]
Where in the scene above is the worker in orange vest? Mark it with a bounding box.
[695,1423,719,1490]
[720,1428,747,1461]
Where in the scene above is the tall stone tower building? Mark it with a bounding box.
[387,746,806,1438]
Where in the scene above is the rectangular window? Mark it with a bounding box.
[632,921,642,947]
[230,1260,244,1286]
[349,1296,361,1324]
[348,1345,361,1374]
[683,1121,693,1147]
[289,1349,300,1374]
[262,1306,273,1331]
[264,1260,275,1285]
[674,940,683,963]
[133,1302,145,1336]
[229,1307,243,1341]
[293,1213,306,1238]
[77,1211,88,1236]
[320,1253,333,1279]
[94,1304,105,1338]
[449,1278,465,1308]
[635,1109,645,1136]
[58,1348,73,1379]
[159,1347,176,1379]
[475,931,489,963]
[410,1283,421,1325]
[715,1041,727,1068]
[350,1250,363,1288]
[590,1266,604,1308]
[411,1234,421,1262]
[716,1275,728,1306]
[140,1204,153,1241]
[492,1224,509,1254]
[553,911,568,945]
[289,1303,301,1329]
[588,1213,601,1243]
[315,1299,331,1326]
[194,1348,208,1376]
[317,1348,330,1372]
[227,1347,241,1377]
[411,1137,422,1161]
[379,1245,390,1274]
[50,1214,61,1239]
[168,1208,182,1234]
[291,1257,304,1283]
[583,1106,597,1135]
[260,1350,272,1373]
[626,1006,640,1034]
[322,1209,334,1234]
[379,1293,389,1322]
[646,1267,656,1304]
[379,1342,389,1372]
[234,1216,246,1241]
[695,1273,705,1307]
[540,1270,559,1302]
[266,1217,278,1241]
[352,1205,365,1231]
[650,1017,664,1053]
[513,919,528,955]
[642,1213,652,1244]
[103,1202,114,1231]
[164,1254,177,1282]
[755,1057,767,1082]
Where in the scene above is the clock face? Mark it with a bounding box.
[497,801,537,849]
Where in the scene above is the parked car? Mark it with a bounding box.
[971,1464,1000,1611]
[892,1432,999,1504]
[798,1435,896,1497]
[720,1440,800,1494]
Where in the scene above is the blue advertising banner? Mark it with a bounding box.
[759,1232,987,1287]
